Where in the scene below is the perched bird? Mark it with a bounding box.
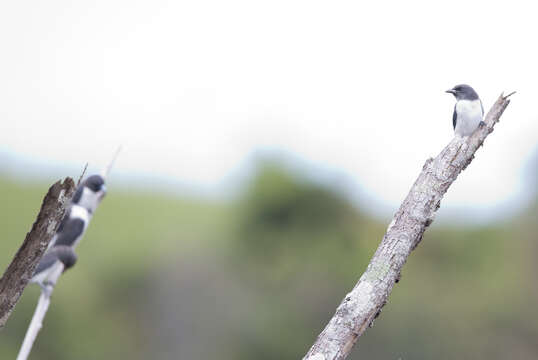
[446,84,484,137]
[50,174,107,248]
[30,246,77,294]
[32,174,106,293]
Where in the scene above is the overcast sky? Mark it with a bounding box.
[1,0,537,219]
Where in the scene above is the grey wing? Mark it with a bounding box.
[72,186,84,204]
[54,218,85,247]
[56,208,71,234]
[33,252,59,276]
[452,104,457,130]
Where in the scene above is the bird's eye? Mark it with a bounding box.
[454,86,462,91]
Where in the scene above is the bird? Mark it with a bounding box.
[30,246,77,295]
[49,174,107,248]
[446,84,484,137]
[32,174,106,294]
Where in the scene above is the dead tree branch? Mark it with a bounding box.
[0,178,75,329]
[303,92,514,360]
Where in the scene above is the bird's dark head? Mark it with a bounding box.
[84,175,106,193]
[72,174,107,212]
[445,84,479,101]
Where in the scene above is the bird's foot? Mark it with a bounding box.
[479,121,486,128]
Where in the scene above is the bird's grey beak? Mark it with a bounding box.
[445,89,456,95]
[98,185,107,200]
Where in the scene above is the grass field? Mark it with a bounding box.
[1,167,537,359]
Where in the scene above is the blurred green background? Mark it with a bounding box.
[1,158,537,360]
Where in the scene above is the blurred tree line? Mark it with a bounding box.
[0,156,537,359]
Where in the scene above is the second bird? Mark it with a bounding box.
[446,84,484,137]
[51,175,107,248]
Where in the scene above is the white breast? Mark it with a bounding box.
[455,100,483,137]
[70,204,91,222]
[78,187,101,214]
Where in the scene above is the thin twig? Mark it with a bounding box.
[77,163,88,186]
[503,91,516,99]
[16,263,63,360]
[101,145,122,179]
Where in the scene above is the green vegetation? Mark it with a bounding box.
[0,162,537,359]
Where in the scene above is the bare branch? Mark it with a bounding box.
[503,91,516,99]
[101,145,122,179]
[303,93,513,360]
[0,178,75,329]
[77,163,88,186]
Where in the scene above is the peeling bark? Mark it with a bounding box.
[303,93,513,360]
[0,178,75,329]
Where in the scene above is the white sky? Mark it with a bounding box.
[1,0,537,218]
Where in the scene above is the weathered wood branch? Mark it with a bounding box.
[0,178,75,329]
[303,93,514,360]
